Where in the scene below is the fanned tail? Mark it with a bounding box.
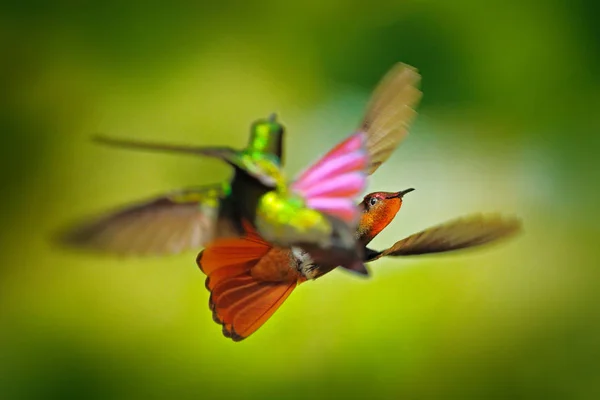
[291,132,369,224]
[197,221,297,341]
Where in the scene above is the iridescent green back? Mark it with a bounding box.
[216,114,286,237]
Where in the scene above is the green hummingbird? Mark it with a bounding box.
[89,113,289,242]
[57,63,422,273]
[60,117,371,273]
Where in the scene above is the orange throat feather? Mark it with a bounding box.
[358,197,402,245]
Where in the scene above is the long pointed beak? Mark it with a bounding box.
[388,188,415,199]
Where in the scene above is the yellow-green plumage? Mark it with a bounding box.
[255,191,331,246]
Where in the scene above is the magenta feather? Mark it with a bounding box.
[291,132,369,224]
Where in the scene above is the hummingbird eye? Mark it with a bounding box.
[369,197,379,206]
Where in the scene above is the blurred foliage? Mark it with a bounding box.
[1,1,599,399]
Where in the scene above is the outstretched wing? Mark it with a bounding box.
[56,184,227,256]
[360,63,422,175]
[93,135,277,187]
[94,134,239,164]
[367,214,522,261]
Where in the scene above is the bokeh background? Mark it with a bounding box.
[1,1,599,399]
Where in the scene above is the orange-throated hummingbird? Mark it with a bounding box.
[197,189,521,341]
[57,63,422,274]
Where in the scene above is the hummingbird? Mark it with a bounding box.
[197,189,522,341]
[57,63,422,273]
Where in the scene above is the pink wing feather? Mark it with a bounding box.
[291,132,369,224]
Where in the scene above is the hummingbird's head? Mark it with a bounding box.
[248,113,285,164]
[357,188,415,245]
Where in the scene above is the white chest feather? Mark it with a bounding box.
[290,246,319,279]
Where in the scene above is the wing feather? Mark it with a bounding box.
[360,63,422,175]
[369,214,522,260]
[56,184,226,255]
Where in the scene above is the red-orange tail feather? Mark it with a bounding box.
[196,222,298,341]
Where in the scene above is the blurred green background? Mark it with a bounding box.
[1,1,599,399]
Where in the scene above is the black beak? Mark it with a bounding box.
[388,188,415,199]
[268,112,277,122]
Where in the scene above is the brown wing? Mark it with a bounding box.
[369,214,522,261]
[93,135,239,164]
[360,63,422,175]
[56,184,227,256]
[93,135,277,187]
